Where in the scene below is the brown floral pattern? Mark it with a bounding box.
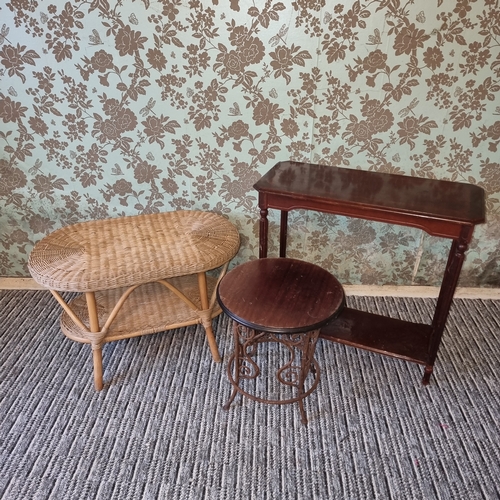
[1,0,500,287]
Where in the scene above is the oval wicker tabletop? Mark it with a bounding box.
[28,210,240,292]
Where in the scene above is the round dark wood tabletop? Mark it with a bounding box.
[217,257,345,333]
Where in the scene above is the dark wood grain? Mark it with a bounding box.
[254,161,485,239]
[253,161,486,384]
[321,307,432,365]
[217,258,345,333]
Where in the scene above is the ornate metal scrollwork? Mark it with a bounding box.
[223,322,321,424]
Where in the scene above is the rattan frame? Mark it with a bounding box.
[28,210,240,390]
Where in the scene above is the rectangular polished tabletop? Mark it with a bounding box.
[254,161,485,238]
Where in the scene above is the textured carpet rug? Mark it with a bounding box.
[0,290,499,500]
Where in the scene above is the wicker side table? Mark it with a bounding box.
[28,210,240,390]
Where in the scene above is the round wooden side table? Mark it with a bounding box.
[217,257,345,425]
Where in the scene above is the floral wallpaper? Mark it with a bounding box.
[1,0,500,287]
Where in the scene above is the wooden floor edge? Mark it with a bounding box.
[1,277,500,300]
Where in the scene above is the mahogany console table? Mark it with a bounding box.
[254,161,485,384]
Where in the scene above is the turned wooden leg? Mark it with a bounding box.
[258,205,269,258]
[279,210,288,258]
[86,292,103,391]
[198,272,222,362]
[426,227,472,385]
[422,365,433,385]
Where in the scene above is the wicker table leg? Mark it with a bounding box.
[86,292,103,391]
[198,272,221,363]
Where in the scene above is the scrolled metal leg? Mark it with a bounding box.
[224,322,241,410]
[222,321,321,425]
[224,323,263,410]
[298,329,321,425]
[223,351,240,410]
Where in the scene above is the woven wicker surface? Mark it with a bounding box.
[28,210,240,292]
[60,276,222,343]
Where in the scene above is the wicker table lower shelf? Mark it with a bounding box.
[60,276,221,343]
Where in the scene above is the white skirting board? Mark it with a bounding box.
[0,278,46,290]
[1,277,500,300]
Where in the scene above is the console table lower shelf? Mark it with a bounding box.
[320,307,432,368]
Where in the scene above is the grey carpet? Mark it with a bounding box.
[0,290,499,500]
